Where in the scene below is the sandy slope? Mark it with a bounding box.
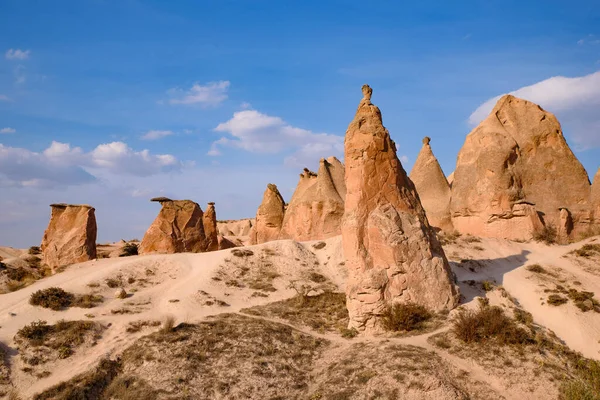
[445,236,600,359]
[1,234,599,398]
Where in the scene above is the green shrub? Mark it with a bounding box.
[481,281,494,291]
[560,358,600,400]
[381,303,432,332]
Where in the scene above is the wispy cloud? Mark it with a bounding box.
[469,70,600,149]
[212,109,343,167]
[5,48,30,60]
[141,129,174,140]
[167,80,230,107]
[0,94,12,102]
[0,127,16,134]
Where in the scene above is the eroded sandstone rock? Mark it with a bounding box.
[279,157,346,241]
[139,198,206,254]
[409,137,453,231]
[342,85,459,332]
[203,202,219,252]
[41,204,97,269]
[249,184,286,245]
[592,169,600,224]
[451,95,591,241]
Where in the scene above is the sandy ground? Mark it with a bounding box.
[0,234,599,398]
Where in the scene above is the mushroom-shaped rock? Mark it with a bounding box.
[342,85,459,333]
[203,202,219,252]
[279,156,346,241]
[139,199,207,254]
[409,137,453,231]
[451,95,591,241]
[41,204,97,270]
[249,184,286,245]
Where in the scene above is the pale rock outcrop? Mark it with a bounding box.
[217,218,254,237]
[41,204,97,269]
[592,169,600,224]
[451,95,591,241]
[139,198,206,254]
[280,157,346,241]
[342,85,459,332]
[447,172,454,187]
[409,137,453,231]
[218,234,240,250]
[249,184,286,245]
[203,202,219,252]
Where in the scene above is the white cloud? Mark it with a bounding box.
[468,71,600,149]
[0,94,11,102]
[141,130,174,140]
[212,109,344,167]
[0,141,182,188]
[400,155,409,164]
[167,81,230,106]
[5,49,30,60]
[90,142,180,176]
[14,65,26,84]
[0,127,16,134]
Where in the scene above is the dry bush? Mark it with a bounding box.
[560,358,600,400]
[241,292,348,333]
[231,248,254,257]
[526,264,546,273]
[28,246,41,255]
[33,358,121,400]
[567,289,600,312]
[119,243,138,257]
[547,294,568,306]
[381,303,432,332]
[438,231,461,245]
[534,224,557,244]
[312,242,326,250]
[463,235,481,243]
[308,272,327,283]
[571,244,600,258]
[29,287,74,310]
[452,304,532,345]
[29,288,102,310]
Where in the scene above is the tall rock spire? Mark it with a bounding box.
[342,85,459,332]
[409,137,453,231]
[249,184,286,245]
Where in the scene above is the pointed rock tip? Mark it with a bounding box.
[422,136,431,145]
[266,183,279,191]
[207,202,215,206]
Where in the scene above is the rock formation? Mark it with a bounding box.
[249,184,286,245]
[41,204,97,269]
[409,137,453,231]
[218,234,239,250]
[139,198,206,254]
[451,95,591,241]
[280,157,346,241]
[217,219,254,237]
[592,168,600,224]
[203,202,219,252]
[342,85,459,332]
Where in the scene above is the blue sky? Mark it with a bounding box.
[1,0,599,247]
